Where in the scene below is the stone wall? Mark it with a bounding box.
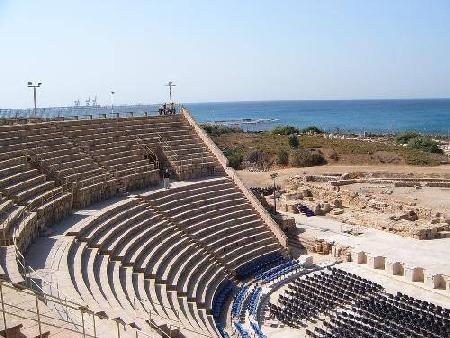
[181,108,229,167]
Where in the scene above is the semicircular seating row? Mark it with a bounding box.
[52,177,284,338]
[0,114,221,256]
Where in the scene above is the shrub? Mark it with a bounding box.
[277,149,289,165]
[395,131,420,145]
[404,150,439,166]
[407,137,443,154]
[244,150,270,164]
[223,146,244,169]
[271,125,300,135]
[288,134,299,149]
[201,124,242,137]
[329,149,339,161]
[301,126,324,134]
[289,149,326,167]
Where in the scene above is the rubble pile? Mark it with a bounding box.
[279,173,450,240]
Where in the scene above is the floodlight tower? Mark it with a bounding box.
[165,81,176,102]
[110,91,115,115]
[270,172,279,212]
[27,81,42,117]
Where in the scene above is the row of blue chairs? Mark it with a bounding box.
[235,251,285,279]
[262,263,301,283]
[250,321,267,338]
[247,286,262,316]
[255,258,296,280]
[212,280,235,320]
[297,203,315,217]
[215,323,230,338]
[258,260,303,283]
[234,321,250,338]
[232,284,250,317]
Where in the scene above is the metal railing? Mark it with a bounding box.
[9,229,213,338]
[0,104,184,122]
[156,133,182,175]
[8,241,168,338]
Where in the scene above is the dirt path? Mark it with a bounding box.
[237,164,450,187]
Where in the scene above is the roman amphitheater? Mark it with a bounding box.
[0,108,448,338]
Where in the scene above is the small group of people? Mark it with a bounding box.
[158,102,176,115]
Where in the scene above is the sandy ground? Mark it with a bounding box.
[344,183,450,213]
[237,164,450,188]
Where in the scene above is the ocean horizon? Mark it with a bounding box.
[1,98,450,135]
[186,98,450,135]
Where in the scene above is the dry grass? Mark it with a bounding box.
[212,132,442,167]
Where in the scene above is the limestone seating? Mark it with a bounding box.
[65,168,106,184]
[95,148,142,163]
[173,199,252,230]
[156,188,241,215]
[79,135,130,149]
[87,205,149,248]
[148,178,230,203]
[0,246,24,285]
[77,200,223,334]
[112,217,171,263]
[101,213,158,257]
[51,157,94,171]
[70,241,141,327]
[0,169,40,190]
[0,149,25,162]
[11,212,38,251]
[162,192,247,220]
[17,183,62,209]
[182,209,266,247]
[107,159,153,173]
[145,179,282,270]
[76,199,141,242]
[0,165,29,184]
[132,224,183,274]
[0,198,25,241]
[0,157,27,174]
[66,211,218,336]
[0,136,22,147]
[188,211,263,243]
[67,206,220,336]
[67,198,137,237]
[33,147,79,161]
[2,174,47,197]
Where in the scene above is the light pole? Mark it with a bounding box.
[270,172,278,212]
[27,82,42,117]
[110,91,115,115]
[165,81,176,102]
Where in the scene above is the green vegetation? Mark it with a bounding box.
[209,130,443,168]
[289,149,326,167]
[301,126,324,134]
[201,124,242,137]
[223,146,244,169]
[407,137,443,154]
[277,149,289,165]
[395,131,421,144]
[404,150,439,166]
[270,125,300,135]
[288,134,300,149]
[395,131,443,154]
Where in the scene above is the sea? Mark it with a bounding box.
[186,99,450,135]
[1,99,449,135]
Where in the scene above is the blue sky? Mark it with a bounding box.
[1,0,450,108]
